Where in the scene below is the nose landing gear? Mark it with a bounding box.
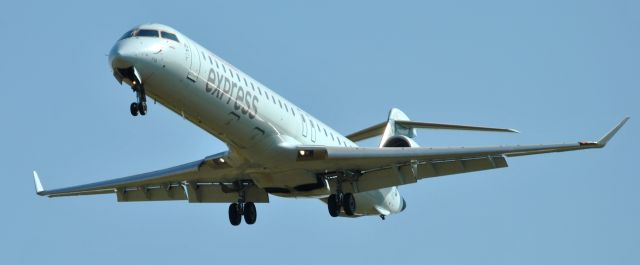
[129,81,147,116]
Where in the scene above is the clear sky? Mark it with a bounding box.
[1,1,637,264]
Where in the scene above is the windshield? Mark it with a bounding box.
[136,29,159,37]
[119,29,161,40]
[119,30,134,40]
[160,31,180,42]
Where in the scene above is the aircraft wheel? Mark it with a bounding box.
[138,101,147,115]
[343,193,356,216]
[243,202,257,225]
[327,194,340,217]
[228,203,242,226]
[130,102,139,116]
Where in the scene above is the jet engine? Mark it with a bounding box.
[381,135,420,148]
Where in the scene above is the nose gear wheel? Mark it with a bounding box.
[130,83,147,116]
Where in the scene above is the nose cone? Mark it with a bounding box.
[109,42,139,70]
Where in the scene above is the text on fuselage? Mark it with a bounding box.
[205,68,259,119]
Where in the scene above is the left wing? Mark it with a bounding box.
[33,151,269,203]
[296,117,628,193]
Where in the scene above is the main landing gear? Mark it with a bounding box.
[327,192,356,217]
[223,181,257,226]
[228,201,257,226]
[323,170,361,218]
[129,81,147,116]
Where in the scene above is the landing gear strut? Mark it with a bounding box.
[129,82,147,116]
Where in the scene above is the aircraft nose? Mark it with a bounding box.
[109,43,138,70]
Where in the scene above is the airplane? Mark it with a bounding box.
[33,23,629,226]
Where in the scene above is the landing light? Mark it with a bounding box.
[218,158,225,163]
[297,150,314,160]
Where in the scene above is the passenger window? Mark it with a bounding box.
[330,132,334,141]
[208,56,213,65]
[278,99,282,109]
[244,78,249,87]
[323,128,327,136]
[284,103,289,112]
[136,29,159,37]
[291,108,296,117]
[252,83,262,96]
[160,31,180,42]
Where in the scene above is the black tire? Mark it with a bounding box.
[327,194,340,217]
[343,193,356,216]
[243,202,257,225]
[228,203,242,226]
[130,102,139,116]
[138,101,147,116]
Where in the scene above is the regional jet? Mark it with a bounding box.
[33,24,629,226]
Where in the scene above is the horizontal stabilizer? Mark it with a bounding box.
[347,120,517,142]
[395,120,518,133]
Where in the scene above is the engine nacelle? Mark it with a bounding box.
[381,135,420,148]
[344,187,407,217]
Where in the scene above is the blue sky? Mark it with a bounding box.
[1,1,638,264]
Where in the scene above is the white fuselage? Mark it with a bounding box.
[109,24,405,217]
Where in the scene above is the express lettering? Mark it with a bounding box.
[206,68,259,119]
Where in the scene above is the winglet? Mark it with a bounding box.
[596,117,629,147]
[33,171,45,195]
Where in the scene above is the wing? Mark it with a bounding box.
[296,117,629,193]
[33,151,269,203]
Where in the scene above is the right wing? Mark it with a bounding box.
[296,117,629,193]
[33,151,269,203]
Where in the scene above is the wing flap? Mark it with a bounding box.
[114,183,269,203]
[345,156,508,193]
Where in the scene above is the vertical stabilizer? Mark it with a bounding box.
[379,108,416,147]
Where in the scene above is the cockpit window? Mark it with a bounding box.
[119,30,134,40]
[135,29,159,37]
[161,31,180,42]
